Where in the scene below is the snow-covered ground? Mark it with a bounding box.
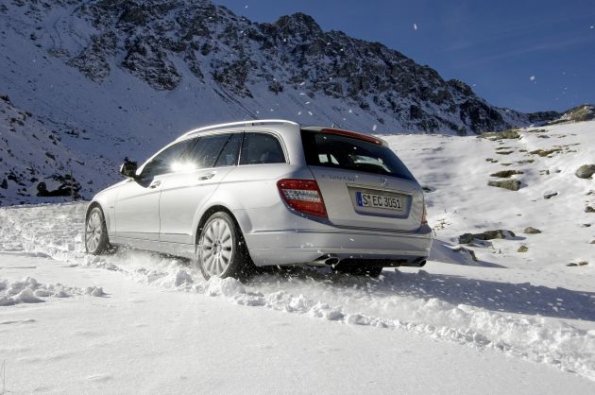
[0,121,594,393]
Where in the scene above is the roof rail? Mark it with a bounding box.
[177,119,299,140]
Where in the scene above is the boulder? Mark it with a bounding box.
[459,230,516,244]
[524,227,541,234]
[490,170,523,178]
[575,164,595,179]
[488,179,521,191]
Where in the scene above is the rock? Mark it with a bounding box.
[459,229,516,244]
[567,261,589,267]
[586,206,595,213]
[490,170,523,178]
[560,105,595,123]
[480,129,520,140]
[452,246,478,261]
[530,148,562,157]
[524,227,541,234]
[488,179,521,191]
[517,245,528,253]
[543,191,558,199]
[575,164,595,179]
[458,233,475,244]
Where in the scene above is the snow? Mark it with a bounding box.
[1,121,594,392]
[0,276,105,306]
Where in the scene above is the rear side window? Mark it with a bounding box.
[240,133,286,165]
[187,134,230,169]
[214,133,242,167]
[301,130,415,180]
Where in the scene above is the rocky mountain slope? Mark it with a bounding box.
[0,0,578,205]
[1,0,559,133]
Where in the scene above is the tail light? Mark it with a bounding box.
[277,179,327,218]
[421,203,428,226]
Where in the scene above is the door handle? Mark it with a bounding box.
[149,180,161,189]
[198,171,216,181]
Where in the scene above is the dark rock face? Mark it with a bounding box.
[121,36,181,90]
[67,32,117,82]
[8,0,556,133]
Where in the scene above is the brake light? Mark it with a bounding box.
[277,179,327,218]
[320,128,384,145]
[421,203,428,226]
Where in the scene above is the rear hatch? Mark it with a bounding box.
[301,128,425,232]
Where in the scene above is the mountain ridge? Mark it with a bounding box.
[0,0,585,206]
[2,0,561,133]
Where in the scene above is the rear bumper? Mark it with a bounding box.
[244,224,433,267]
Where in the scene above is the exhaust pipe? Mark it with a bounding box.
[401,257,426,267]
[312,255,340,266]
[324,257,340,266]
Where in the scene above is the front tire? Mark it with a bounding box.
[196,211,252,280]
[85,206,109,255]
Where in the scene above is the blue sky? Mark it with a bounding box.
[213,0,595,113]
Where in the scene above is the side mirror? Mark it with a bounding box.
[120,158,138,178]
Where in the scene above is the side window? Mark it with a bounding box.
[140,139,194,179]
[239,133,285,165]
[187,134,230,169]
[214,133,242,167]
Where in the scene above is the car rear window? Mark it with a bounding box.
[301,130,415,180]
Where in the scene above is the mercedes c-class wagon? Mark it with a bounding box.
[85,120,432,278]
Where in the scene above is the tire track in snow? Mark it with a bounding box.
[1,203,594,381]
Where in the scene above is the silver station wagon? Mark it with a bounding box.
[85,120,432,278]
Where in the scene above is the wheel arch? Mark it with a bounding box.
[194,205,244,245]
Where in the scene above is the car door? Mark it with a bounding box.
[159,133,242,245]
[114,139,194,241]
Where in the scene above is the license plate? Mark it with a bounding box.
[355,190,404,211]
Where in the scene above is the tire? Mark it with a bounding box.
[196,211,253,280]
[85,206,109,255]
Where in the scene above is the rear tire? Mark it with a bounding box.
[196,211,253,280]
[85,206,109,255]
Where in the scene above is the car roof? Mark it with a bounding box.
[176,119,387,146]
[177,119,299,140]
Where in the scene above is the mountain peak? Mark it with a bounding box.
[273,12,323,36]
